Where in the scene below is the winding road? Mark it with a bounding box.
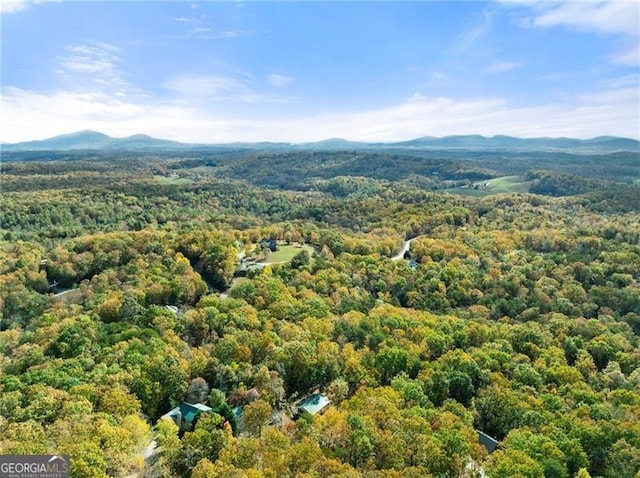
[390,235,425,261]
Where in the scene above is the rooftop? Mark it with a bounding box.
[298,393,331,415]
[163,402,213,425]
[477,430,499,453]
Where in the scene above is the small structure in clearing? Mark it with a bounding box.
[259,238,279,252]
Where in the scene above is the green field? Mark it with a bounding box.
[633,178,640,185]
[446,176,531,197]
[154,175,193,185]
[261,243,315,264]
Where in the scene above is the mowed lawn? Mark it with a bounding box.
[446,176,531,197]
[154,175,193,185]
[261,244,315,264]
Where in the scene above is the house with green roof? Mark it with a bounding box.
[161,402,212,432]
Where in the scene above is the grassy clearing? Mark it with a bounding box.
[445,176,531,197]
[633,178,640,185]
[154,175,193,185]
[261,243,315,264]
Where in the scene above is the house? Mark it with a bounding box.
[235,260,267,278]
[259,238,279,252]
[162,402,212,432]
[477,430,499,453]
[297,393,331,417]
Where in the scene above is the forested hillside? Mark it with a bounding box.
[1,153,639,478]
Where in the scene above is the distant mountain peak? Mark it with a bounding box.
[3,130,187,151]
[59,130,111,139]
[391,134,639,152]
[2,131,638,153]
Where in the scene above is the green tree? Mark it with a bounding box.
[485,449,545,478]
[242,399,272,437]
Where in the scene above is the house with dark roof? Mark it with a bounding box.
[162,402,212,432]
[477,430,499,453]
[259,238,279,252]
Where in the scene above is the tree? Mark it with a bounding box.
[242,399,272,437]
[155,418,181,472]
[448,370,475,406]
[287,437,324,475]
[604,439,640,478]
[185,378,210,405]
[291,249,311,269]
[209,388,226,408]
[485,449,545,478]
[375,346,415,384]
[326,377,350,404]
[131,353,188,418]
[98,387,141,420]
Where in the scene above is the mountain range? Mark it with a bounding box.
[2,130,639,153]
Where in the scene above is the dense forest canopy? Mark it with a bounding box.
[1,148,639,478]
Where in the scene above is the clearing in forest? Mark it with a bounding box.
[259,243,315,264]
[154,175,193,185]
[446,175,531,197]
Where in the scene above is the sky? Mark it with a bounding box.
[1,0,639,143]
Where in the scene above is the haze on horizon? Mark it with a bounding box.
[1,0,639,143]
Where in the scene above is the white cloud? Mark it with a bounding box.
[538,71,574,82]
[485,61,522,73]
[609,42,640,67]
[163,74,250,100]
[217,30,253,39]
[190,27,211,34]
[2,80,638,143]
[266,73,293,88]
[1,0,59,14]
[448,7,495,54]
[58,41,127,87]
[503,0,640,66]
[170,11,252,40]
[163,73,291,103]
[598,73,640,89]
[1,0,28,13]
[531,1,639,37]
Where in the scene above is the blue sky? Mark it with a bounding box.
[1,0,638,142]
